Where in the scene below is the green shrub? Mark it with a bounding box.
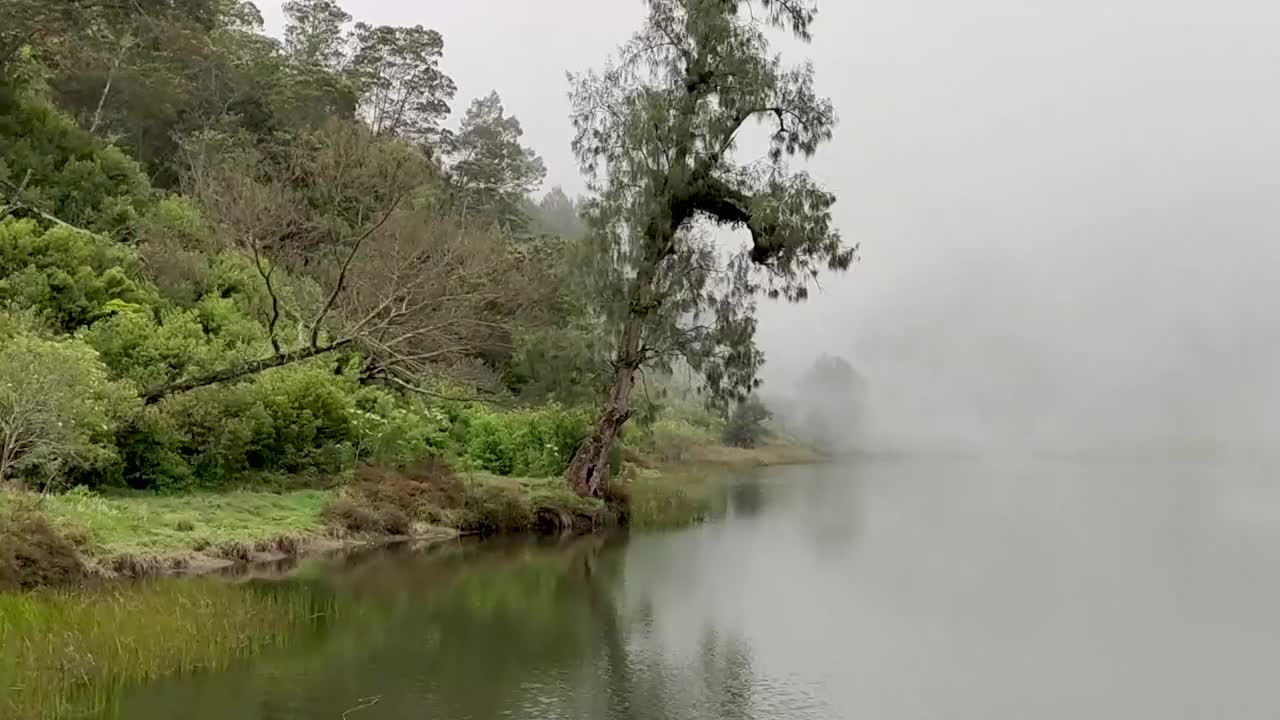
[81,303,266,391]
[111,411,193,491]
[349,389,453,468]
[0,219,154,332]
[459,404,588,477]
[0,329,136,486]
[103,364,361,490]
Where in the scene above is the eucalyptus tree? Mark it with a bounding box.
[283,0,351,69]
[564,0,856,496]
[448,91,547,230]
[350,22,456,148]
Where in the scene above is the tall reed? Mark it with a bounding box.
[0,580,335,719]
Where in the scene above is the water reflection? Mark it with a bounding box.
[112,459,1280,719]
[113,532,786,720]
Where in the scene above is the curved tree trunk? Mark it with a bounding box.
[565,363,636,497]
[566,255,661,497]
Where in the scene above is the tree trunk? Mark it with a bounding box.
[565,227,673,497]
[566,362,636,497]
[565,261,663,496]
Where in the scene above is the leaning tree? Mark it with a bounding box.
[564,0,856,496]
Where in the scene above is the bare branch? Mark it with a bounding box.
[142,340,354,404]
[309,191,404,350]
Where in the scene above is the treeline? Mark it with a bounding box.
[0,0,612,489]
[1,0,852,495]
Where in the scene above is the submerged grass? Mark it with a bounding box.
[0,579,335,720]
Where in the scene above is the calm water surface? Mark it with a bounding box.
[115,458,1280,719]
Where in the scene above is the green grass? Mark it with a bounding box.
[621,466,723,529]
[622,438,823,529]
[0,435,820,577]
[0,579,334,720]
[0,488,330,560]
[453,473,613,533]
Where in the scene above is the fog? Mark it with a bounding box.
[261,0,1280,456]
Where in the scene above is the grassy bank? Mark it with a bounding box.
[0,439,819,588]
[0,440,819,719]
[622,440,823,528]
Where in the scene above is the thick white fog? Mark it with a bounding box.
[261,0,1280,455]
[751,0,1280,455]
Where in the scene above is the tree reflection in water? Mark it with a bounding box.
[112,533,768,720]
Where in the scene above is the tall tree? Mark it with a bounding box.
[448,91,546,230]
[563,0,855,496]
[283,0,351,69]
[350,23,456,149]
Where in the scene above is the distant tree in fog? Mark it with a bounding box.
[796,354,868,451]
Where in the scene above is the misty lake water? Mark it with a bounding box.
[109,458,1280,719]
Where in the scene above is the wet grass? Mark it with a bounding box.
[0,579,335,720]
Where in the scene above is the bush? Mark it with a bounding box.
[0,508,87,590]
[0,219,154,332]
[459,481,535,534]
[0,329,135,486]
[349,389,452,468]
[458,404,589,477]
[323,498,411,536]
[0,86,154,238]
[324,460,462,535]
[81,304,265,391]
[722,397,772,449]
[105,364,361,490]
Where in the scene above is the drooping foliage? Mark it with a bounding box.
[563,0,855,495]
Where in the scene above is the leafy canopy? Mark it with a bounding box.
[448,91,547,231]
[570,0,855,408]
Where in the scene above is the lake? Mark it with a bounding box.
[110,458,1280,719]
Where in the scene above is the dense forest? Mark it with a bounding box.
[0,0,851,497]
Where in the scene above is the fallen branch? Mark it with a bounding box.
[141,340,353,404]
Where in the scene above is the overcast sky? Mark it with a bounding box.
[260,0,1280,453]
